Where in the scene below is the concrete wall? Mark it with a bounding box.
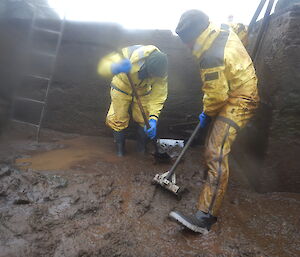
[41,22,201,138]
[0,20,29,133]
[0,0,58,19]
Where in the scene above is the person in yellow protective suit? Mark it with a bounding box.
[229,22,248,47]
[227,15,248,47]
[98,45,168,157]
[169,10,259,234]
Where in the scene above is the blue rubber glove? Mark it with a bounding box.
[199,112,211,128]
[144,119,157,139]
[111,59,132,75]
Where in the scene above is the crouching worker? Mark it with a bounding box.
[169,10,259,234]
[98,45,168,157]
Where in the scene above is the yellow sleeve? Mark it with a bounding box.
[97,51,123,79]
[147,77,168,121]
[201,68,229,116]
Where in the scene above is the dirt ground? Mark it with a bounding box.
[0,128,299,257]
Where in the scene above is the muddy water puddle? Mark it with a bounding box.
[14,136,133,171]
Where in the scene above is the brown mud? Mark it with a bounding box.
[0,129,299,257]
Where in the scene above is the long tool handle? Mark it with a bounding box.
[117,49,150,129]
[166,122,202,180]
[126,73,151,129]
[118,51,160,156]
[126,70,162,155]
[126,72,161,155]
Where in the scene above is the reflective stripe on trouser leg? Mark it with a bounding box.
[198,119,238,216]
[106,88,133,131]
[132,95,149,127]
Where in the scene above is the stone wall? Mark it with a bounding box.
[253,3,300,192]
[275,0,300,12]
[234,2,300,193]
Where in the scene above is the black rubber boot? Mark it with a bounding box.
[169,210,217,234]
[136,126,148,154]
[113,130,126,157]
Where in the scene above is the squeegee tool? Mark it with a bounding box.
[152,122,201,195]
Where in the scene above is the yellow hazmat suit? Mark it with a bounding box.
[191,23,259,216]
[98,45,168,131]
[229,23,248,47]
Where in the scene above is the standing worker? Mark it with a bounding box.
[229,23,249,47]
[227,15,249,47]
[169,10,259,234]
[98,45,168,157]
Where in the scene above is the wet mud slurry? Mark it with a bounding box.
[0,131,300,257]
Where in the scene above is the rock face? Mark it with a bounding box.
[253,3,300,192]
[0,4,299,193]
[275,0,300,12]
